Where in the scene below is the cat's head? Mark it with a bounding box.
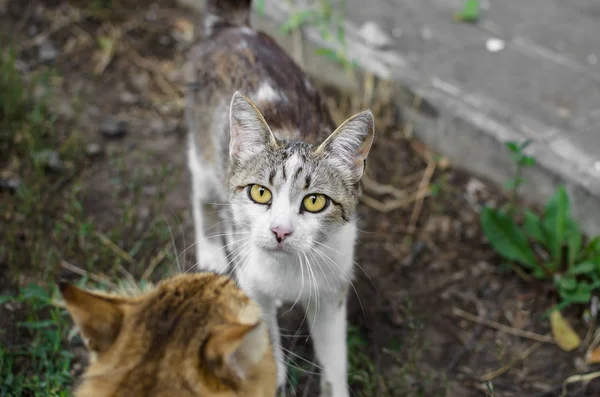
[227,91,374,256]
[60,272,276,397]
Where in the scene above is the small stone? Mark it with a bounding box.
[358,21,393,48]
[100,117,128,138]
[57,101,75,119]
[0,171,23,192]
[172,17,194,42]
[39,40,59,62]
[119,90,138,104]
[421,26,433,40]
[86,143,103,157]
[486,38,506,52]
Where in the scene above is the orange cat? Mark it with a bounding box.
[59,272,277,397]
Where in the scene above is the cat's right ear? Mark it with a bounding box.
[203,321,270,381]
[58,281,124,355]
[229,91,279,162]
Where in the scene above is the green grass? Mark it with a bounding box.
[0,43,182,395]
[0,285,73,397]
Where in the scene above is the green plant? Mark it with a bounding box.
[347,325,377,396]
[280,0,356,73]
[0,285,74,397]
[481,141,600,311]
[453,0,480,23]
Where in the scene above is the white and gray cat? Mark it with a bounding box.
[185,1,374,396]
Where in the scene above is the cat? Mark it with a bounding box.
[59,272,277,397]
[185,1,375,396]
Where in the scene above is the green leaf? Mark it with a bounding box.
[567,262,596,276]
[566,219,582,267]
[255,0,265,15]
[571,282,593,303]
[506,141,520,154]
[523,210,548,245]
[544,186,570,267]
[582,236,600,258]
[556,276,577,291]
[20,284,50,302]
[481,207,537,268]
[453,0,480,23]
[521,156,536,166]
[281,10,314,34]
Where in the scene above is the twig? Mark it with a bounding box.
[401,94,422,138]
[452,307,554,343]
[93,230,135,265]
[18,9,86,51]
[362,72,375,110]
[127,45,182,99]
[60,260,118,289]
[583,296,598,350]
[94,23,120,76]
[480,342,542,381]
[407,160,436,234]
[142,244,169,280]
[361,174,407,199]
[360,187,430,213]
[560,371,600,397]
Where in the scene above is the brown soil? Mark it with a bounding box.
[1,1,599,396]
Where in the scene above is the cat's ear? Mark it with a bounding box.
[203,321,269,381]
[315,110,375,182]
[58,281,124,355]
[229,91,279,162]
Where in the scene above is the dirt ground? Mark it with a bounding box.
[2,1,600,396]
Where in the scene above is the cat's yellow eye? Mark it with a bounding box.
[248,184,272,204]
[302,194,328,213]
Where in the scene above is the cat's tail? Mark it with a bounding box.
[204,0,252,36]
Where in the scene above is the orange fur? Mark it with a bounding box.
[59,273,276,397]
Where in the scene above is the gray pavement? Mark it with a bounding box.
[180,0,600,235]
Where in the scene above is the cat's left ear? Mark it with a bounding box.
[315,110,375,182]
[229,91,279,162]
[58,281,126,355]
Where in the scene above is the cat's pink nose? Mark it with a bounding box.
[271,226,292,243]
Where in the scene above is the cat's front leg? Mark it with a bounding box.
[305,290,349,397]
[254,293,287,391]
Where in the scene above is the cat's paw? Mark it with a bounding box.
[276,384,287,397]
[319,380,348,397]
[195,241,229,274]
[276,359,287,393]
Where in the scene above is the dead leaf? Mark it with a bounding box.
[587,345,600,364]
[551,310,581,352]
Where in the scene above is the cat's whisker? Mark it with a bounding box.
[313,240,380,294]
[308,248,333,295]
[310,245,366,320]
[278,252,305,320]
[162,214,182,274]
[280,345,323,371]
[220,240,253,275]
[226,243,252,277]
[304,251,320,337]
[293,253,313,336]
[206,231,250,239]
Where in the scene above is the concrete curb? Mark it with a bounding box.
[178,0,600,236]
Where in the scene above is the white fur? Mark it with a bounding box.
[255,82,279,103]
[187,134,229,273]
